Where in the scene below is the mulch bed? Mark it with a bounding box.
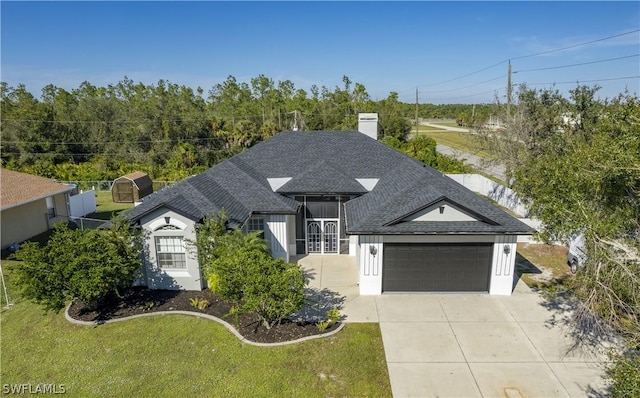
[67,287,340,344]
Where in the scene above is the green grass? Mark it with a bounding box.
[87,191,135,220]
[417,130,492,158]
[0,262,391,397]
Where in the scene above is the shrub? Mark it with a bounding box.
[607,347,640,397]
[212,248,305,329]
[190,297,210,310]
[316,321,330,332]
[326,308,341,325]
[239,254,306,329]
[13,218,142,311]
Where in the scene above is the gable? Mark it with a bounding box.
[401,201,478,222]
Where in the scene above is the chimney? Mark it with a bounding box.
[358,113,378,140]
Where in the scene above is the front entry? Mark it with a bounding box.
[306,219,338,254]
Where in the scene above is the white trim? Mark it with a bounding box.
[148,217,187,231]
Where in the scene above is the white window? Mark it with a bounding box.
[155,236,186,269]
[247,217,264,233]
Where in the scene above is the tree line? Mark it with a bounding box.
[0,75,478,182]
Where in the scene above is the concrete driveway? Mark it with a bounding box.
[296,255,610,398]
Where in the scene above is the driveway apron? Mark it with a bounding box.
[296,255,609,397]
[376,283,609,398]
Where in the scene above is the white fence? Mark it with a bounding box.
[446,173,544,243]
[69,190,97,218]
[446,174,530,217]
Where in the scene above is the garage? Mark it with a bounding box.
[382,243,493,292]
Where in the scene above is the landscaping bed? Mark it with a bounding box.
[67,287,340,344]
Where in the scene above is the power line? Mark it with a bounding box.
[518,75,640,86]
[514,54,640,73]
[401,29,639,92]
[421,75,507,94]
[426,87,506,102]
[413,61,508,89]
[511,30,640,61]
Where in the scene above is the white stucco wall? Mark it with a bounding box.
[357,234,518,296]
[140,208,202,291]
[1,192,70,249]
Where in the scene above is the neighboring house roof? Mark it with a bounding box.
[0,169,74,211]
[113,171,153,191]
[125,131,531,234]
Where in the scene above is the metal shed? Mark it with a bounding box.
[111,172,153,203]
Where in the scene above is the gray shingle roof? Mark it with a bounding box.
[277,160,368,194]
[125,130,531,235]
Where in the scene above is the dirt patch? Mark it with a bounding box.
[516,243,572,287]
[67,287,340,344]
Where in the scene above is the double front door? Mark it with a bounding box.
[306,219,338,254]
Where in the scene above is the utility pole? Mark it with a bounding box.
[415,87,419,135]
[472,104,476,126]
[507,61,512,115]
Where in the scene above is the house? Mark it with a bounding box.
[124,115,530,295]
[0,169,74,250]
[111,171,153,203]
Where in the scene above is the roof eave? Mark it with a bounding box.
[345,229,533,236]
[0,187,74,211]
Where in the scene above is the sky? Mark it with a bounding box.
[1,1,638,104]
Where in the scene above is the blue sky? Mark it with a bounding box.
[2,1,638,104]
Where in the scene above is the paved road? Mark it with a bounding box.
[436,143,507,182]
[420,122,471,133]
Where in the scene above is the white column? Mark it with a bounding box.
[489,235,517,295]
[358,235,383,295]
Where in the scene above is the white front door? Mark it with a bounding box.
[306,219,339,254]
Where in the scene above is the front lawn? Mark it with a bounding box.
[0,262,391,397]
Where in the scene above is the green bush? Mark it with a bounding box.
[12,218,142,311]
[212,248,305,329]
[607,347,640,397]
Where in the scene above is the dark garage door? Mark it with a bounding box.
[383,243,493,292]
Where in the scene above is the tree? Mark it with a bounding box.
[378,92,411,140]
[12,218,143,311]
[478,85,640,395]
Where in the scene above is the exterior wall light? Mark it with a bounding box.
[370,246,378,256]
[503,245,511,255]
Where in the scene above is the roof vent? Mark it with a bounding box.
[358,113,378,140]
